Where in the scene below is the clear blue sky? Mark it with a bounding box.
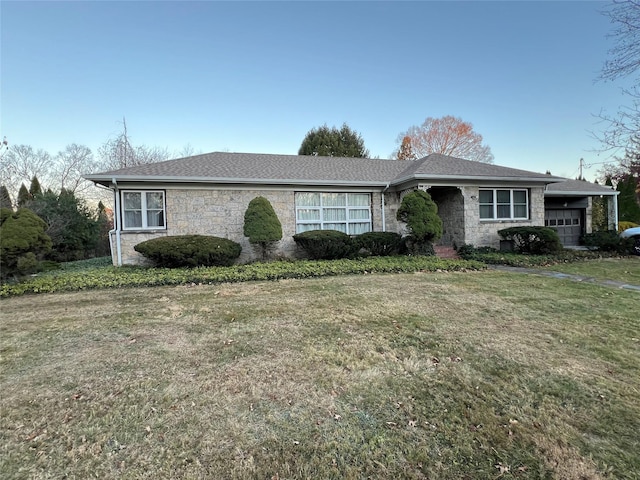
[0,0,633,181]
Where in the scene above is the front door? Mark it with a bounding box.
[545,209,583,246]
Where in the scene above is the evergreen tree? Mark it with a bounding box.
[243,196,283,260]
[0,185,12,210]
[0,207,52,279]
[28,189,100,262]
[298,123,369,158]
[29,176,43,197]
[617,174,640,223]
[17,183,31,207]
[396,190,443,255]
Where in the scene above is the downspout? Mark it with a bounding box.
[613,193,619,232]
[381,183,390,232]
[112,177,123,266]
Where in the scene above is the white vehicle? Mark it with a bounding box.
[620,226,640,255]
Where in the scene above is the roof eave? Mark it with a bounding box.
[545,190,620,197]
[391,174,565,185]
[83,174,390,188]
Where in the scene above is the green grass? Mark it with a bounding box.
[1,269,638,479]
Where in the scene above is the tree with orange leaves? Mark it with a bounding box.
[395,115,494,163]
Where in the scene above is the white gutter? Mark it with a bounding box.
[381,183,390,232]
[112,177,122,266]
[613,193,619,232]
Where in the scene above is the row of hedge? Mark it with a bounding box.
[0,256,486,298]
[133,231,411,268]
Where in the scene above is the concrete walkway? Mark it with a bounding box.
[490,265,640,292]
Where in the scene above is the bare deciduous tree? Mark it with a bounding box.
[99,118,171,170]
[595,0,640,153]
[0,145,54,200]
[55,143,98,195]
[396,116,494,163]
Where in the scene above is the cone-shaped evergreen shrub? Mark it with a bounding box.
[243,196,282,260]
[17,184,31,207]
[0,185,12,210]
[396,190,442,255]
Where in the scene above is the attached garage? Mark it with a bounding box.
[544,208,583,246]
[544,179,619,248]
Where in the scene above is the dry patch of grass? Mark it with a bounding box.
[1,271,638,479]
[542,256,640,285]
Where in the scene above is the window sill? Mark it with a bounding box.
[479,219,530,223]
[121,229,167,234]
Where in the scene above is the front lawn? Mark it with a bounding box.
[1,270,638,479]
[542,256,640,285]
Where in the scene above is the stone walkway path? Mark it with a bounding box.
[490,265,640,292]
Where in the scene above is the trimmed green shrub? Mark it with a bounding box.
[0,208,52,280]
[243,196,283,260]
[292,229,356,260]
[581,230,635,254]
[355,232,402,256]
[134,235,242,268]
[396,190,442,255]
[497,226,562,254]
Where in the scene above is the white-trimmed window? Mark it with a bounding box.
[295,192,372,234]
[121,191,166,230]
[479,189,528,220]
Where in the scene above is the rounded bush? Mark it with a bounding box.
[292,229,356,260]
[134,235,242,268]
[497,226,562,254]
[355,232,402,256]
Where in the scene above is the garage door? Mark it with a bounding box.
[545,209,582,246]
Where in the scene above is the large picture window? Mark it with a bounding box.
[479,189,528,220]
[121,191,166,230]
[295,192,371,234]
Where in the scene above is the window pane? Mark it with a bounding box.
[146,192,164,209]
[322,193,346,206]
[296,192,320,206]
[514,205,527,218]
[513,190,527,203]
[497,205,511,218]
[125,210,142,228]
[324,208,346,221]
[123,192,141,209]
[349,209,369,220]
[349,223,371,235]
[479,205,493,219]
[496,190,510,203]
[348,193,369,206]
[324,223,347,233]
[297,209,320,221]
[147,210,164,227]
[297,223,318,233]
[479,190,493,203]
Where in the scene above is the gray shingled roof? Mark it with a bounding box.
[545,178,618,195]
[87,152,406,186]
[85,151,564,187]
[391,153,560,183]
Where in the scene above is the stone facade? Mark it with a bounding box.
[112,187,397,265]
[462,186,546,248]
[110,184,549,265]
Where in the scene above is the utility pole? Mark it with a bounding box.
[579,158,584,180]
